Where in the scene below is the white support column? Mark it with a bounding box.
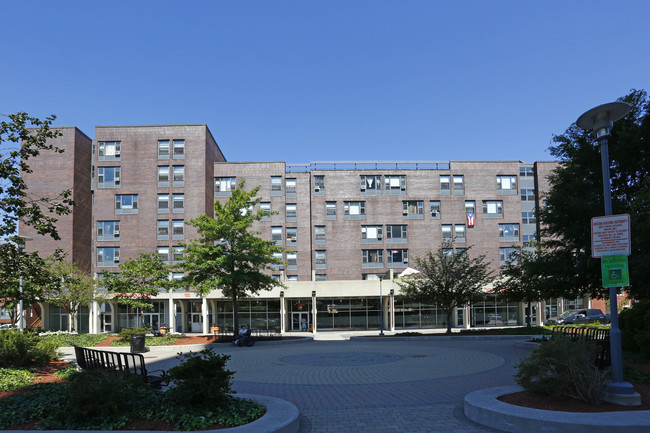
[535,302,543,326]
[202,298,209,334]
[389,289,395,332]
[168,297,176,333]
[311,291,317,334]
[464,304,471,329]
[91,301,101,334]
[279,293,285,334]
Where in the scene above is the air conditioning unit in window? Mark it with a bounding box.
[402,210,408,216]
[403,258,408,264]
[377,235,383,240]
[431,211,439,217]
[113,228,120,236]
[314,186,321,192]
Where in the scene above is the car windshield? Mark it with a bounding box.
[558,310,577,318]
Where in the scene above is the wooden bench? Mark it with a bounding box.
[72,345,167,388]
[552,326,611,369]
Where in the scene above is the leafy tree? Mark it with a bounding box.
[101,252,171,326]
[0,241,57,327]
[45,261,105,332]
[522,89,650,300]
[181,181,285,336]
[397,244,492,334]
[0,113,73,239]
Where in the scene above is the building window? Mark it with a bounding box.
[97,221,120,241]
[442,225,453,242]
[522,211,536,224]
[344,201,366,220]
[97,167,121,188]
[440,175,450,195]
[173,139,185,159]
[497,175,518,195]
[98,141,121,161]
[482,200,503,218]
[286,227,297,246]
[430,200,441,219]
[286,204,297,222]
[287,252,297,271]
[385,175,406,195]
[172,166,185,187]
[453,175,464,195]
[326,202,337,220]
[465,200,476,214]
[272,252,284,271]
[172,246,184,264]
[315,274,327,281]
[286,275,298,281]
[361,225,383,243]
[500,247,519,266]
[157,220,169,240]
[97,247,120,267]
[115,194,138,214]
[172,194,184,213]
[172,219,184,240]
[314,175,325,195]
[157,246,170,263]
[521,188,536,201]
[523,234,536,244]
[402,201,424,219]
[362,249,384,268]
[520,166,534,177]
[387,249,408,267]
[260,202,271,221]
[315,226,326,244]
[360,175,382,195]
[499,223,520,242]
[455,224,466,243]
[271,226,283,245]
[158,166,170,187]
[286,178,297,198]
[315,250,326,269]
[215,177,236,197]
[386,225,407,243]
[271,176,283,196]
[158,140,170,159]
[157,194,170,213]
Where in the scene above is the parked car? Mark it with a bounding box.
[544,308,610,326]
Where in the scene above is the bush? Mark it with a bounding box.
[164,348,234,410]
[38,331,106,348]
[619,301,650,358]
[0,330,59,367]
[0,368,35,392]
[118,327,149,342]
[514,334,608,405]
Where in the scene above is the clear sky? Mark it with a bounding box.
[2,1,649,164]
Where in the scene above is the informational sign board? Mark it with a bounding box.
[601,255,630,288]
[591,214,631,257]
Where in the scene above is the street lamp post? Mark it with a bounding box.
[379,275,384,336]
[577,101,638,403]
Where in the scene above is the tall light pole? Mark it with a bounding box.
[577,101,639,404]
[379,275,384,336]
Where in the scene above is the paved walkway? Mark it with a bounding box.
[61,335,531,432]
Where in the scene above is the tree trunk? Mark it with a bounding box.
[232,289,239,338]
[445,310,453,334]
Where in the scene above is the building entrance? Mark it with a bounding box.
[292,312,309,331]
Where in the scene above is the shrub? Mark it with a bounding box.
[514,334,608,405]
[164,348,234,410]
[118,327,149,342]
[0,368,35,392]
[0,330,59,367]
[619,301,650,358]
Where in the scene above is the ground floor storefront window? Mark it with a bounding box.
[394,302,446,328]
[316,298,380,330]
[213,299,280,332]
[469,295,518,327]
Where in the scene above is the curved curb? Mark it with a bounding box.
[464,385,650,433]
[351,335,538,342]
[1,394,299,433]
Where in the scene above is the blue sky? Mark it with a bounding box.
[2,1,649,164]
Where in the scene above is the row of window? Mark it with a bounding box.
[97,165,186,189]
[97,140,185,161]
[97,245,185,267]
[271,223,523,246]
[215,170,535,199]
[112,194,186,214]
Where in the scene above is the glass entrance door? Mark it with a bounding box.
[190,312,203,333]
[143,313,161,330]
[292,312,309,331]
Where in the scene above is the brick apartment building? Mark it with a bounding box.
[20,124,589,334]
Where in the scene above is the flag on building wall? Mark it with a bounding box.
[466,212,475,227]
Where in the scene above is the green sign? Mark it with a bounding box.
[601,255,630,288]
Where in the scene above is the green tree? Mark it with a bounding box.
[1,113,73,239]
[101,252,171,326]
[525,89,650,300]
[182,181,285,336]
[0,242,57,327]
[45,261,104,332]
[397,245,492,334]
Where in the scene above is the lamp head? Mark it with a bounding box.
[576,102,630,139]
